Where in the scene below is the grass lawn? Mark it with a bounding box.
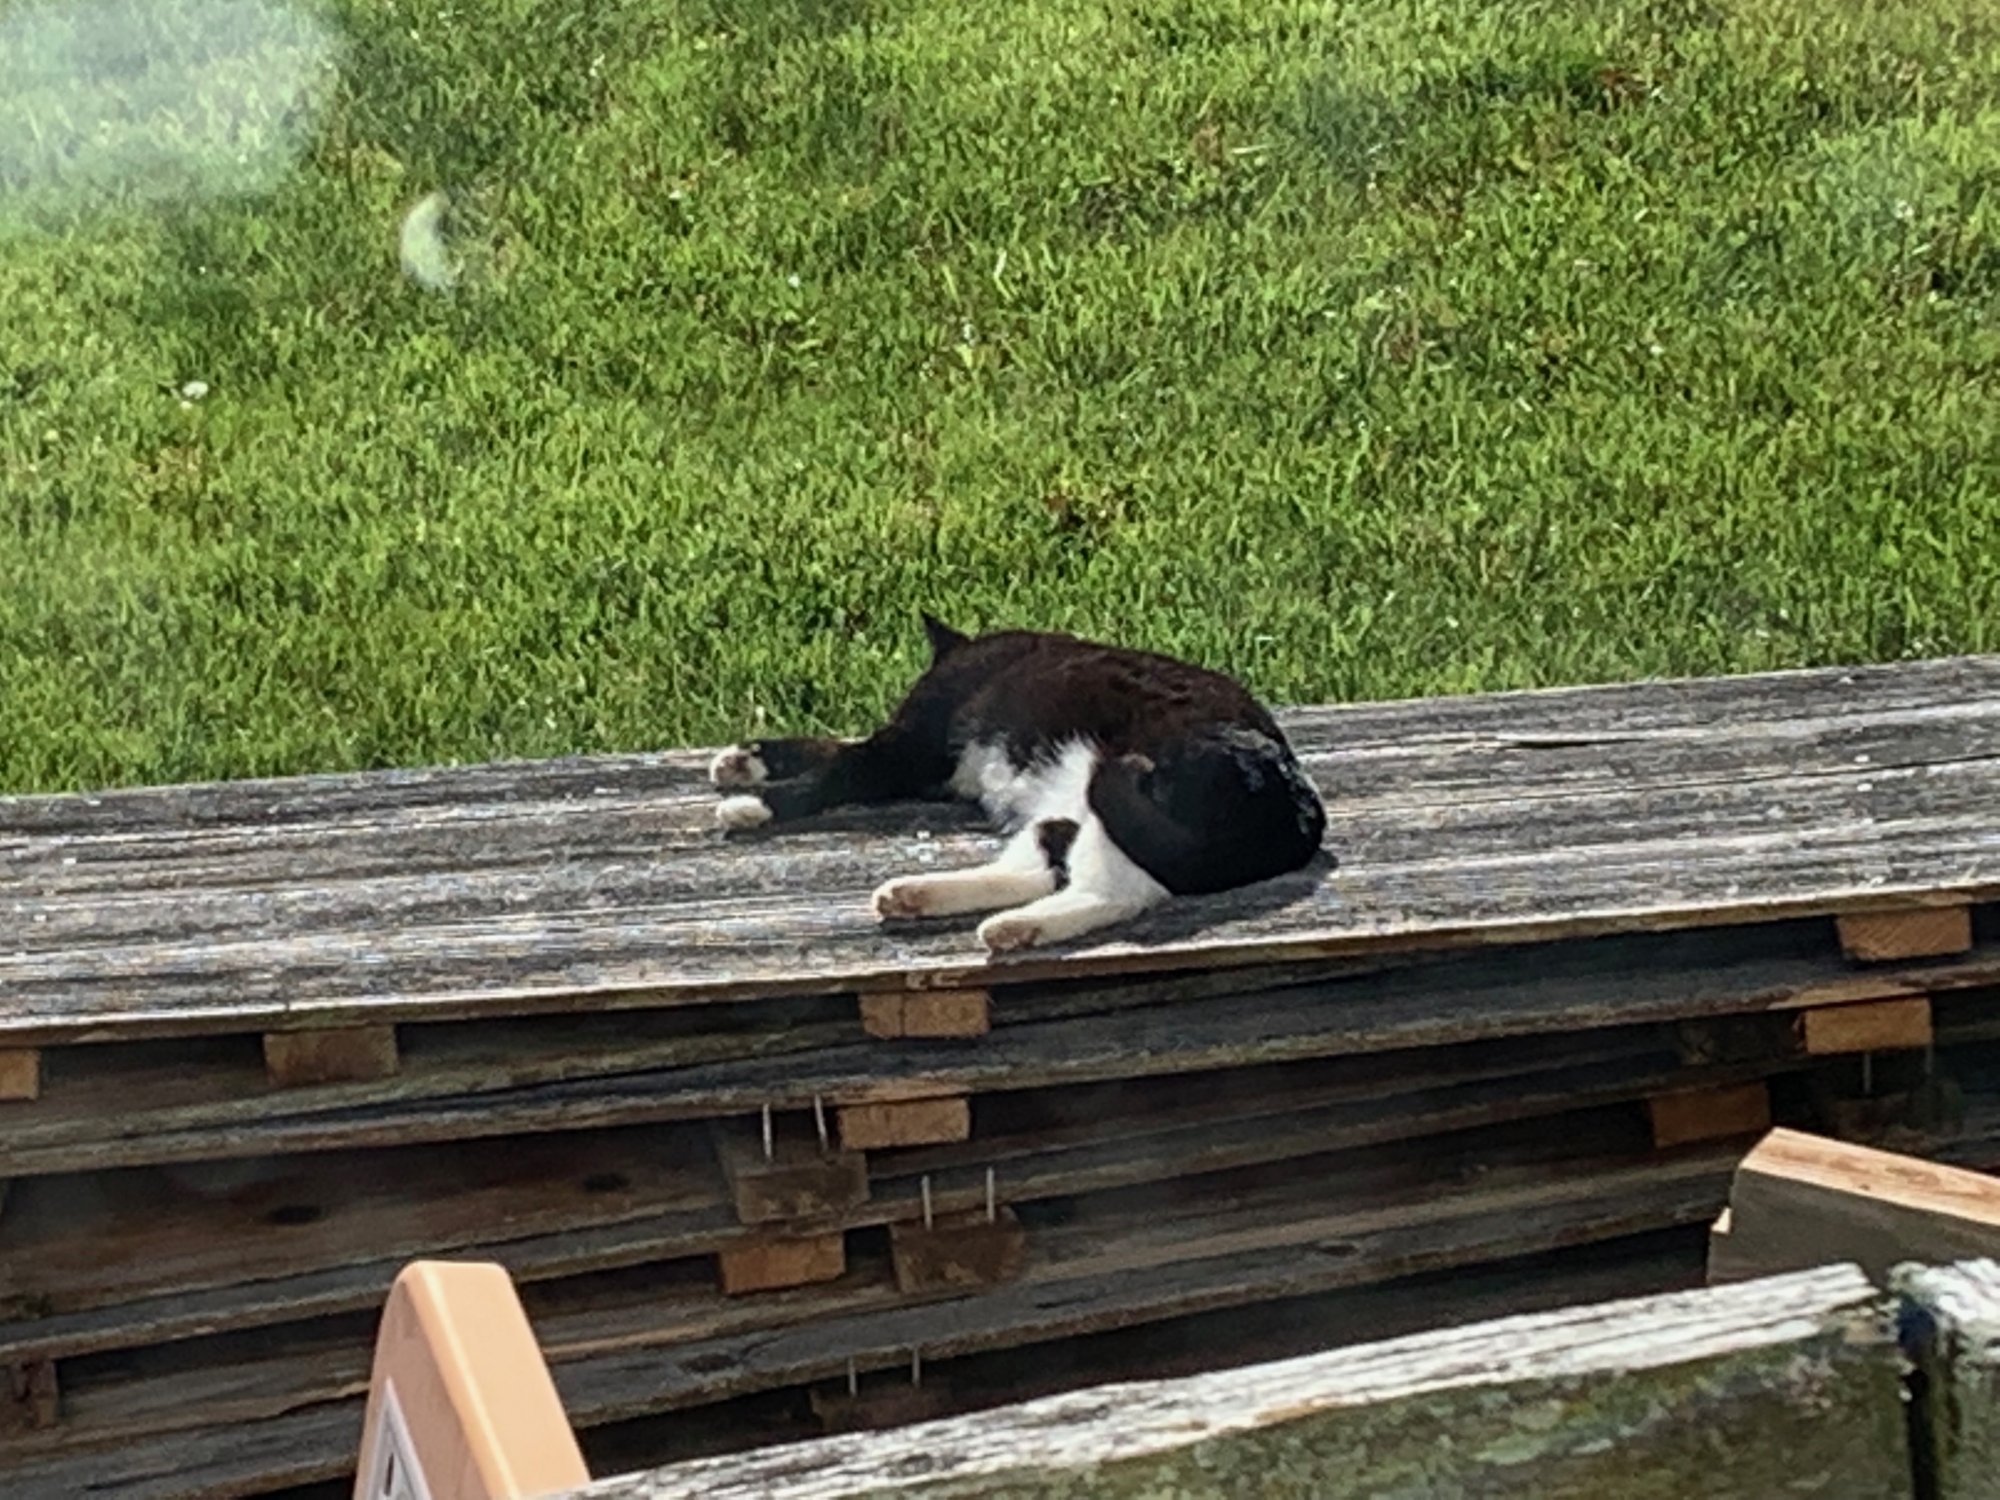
[2,0,1997,794]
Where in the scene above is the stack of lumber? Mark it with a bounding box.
[2,654,1997,1497]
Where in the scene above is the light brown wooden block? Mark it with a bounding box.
[0,1049,42,1102]
[1708,1126,2000,1287]
[1798,995,1932,1055]
[717,1231,847,1296]
[354,1260,588,1500]
[1836,905,1973,963]
[858,990,991,1039]
[263,1025,399,1088]
[837,1096,971,1150]
[1646,1081,1772,1150]
[889,1207,1028,1295]
[709,1117,869,1226]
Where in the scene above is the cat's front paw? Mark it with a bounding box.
[977,912,1043,953]
[709,745,768,788]
[872,877,935,920]
[715,794,773,831]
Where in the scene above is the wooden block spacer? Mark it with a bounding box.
[264,1025,400,1088]
[7,1358,59,1431]
[717,1230,848,1296]
[710,1114,869,1226]
[1797,995,1932,1055]
[1835,905,1972,963]
[1646,1080,1772,1150]
[0,1049,42,1103]
[837,1095,971,1151]
[889,1206,1028,1294]
[858,989,991,1039]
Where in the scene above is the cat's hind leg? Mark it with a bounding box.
[872,818,1076,920]
[976,814,1168,952]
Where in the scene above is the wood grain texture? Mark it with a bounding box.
[709,1116,869,1227]
[837,1097,971,1151]
[0,1036,1775,1365]
[716,1232,847,1296]
[1896,1258,2000,1500]
[7,920,1982,1181]
[858,991,991,1038]
[0,1049,41,1101]
[552,1264,1903,1500]
[1838,905,1975,962]
[1,658,1996,1046]
[261,1025,398,1087]
[1801,997,1934,1055]
[0,1137,1737,1491]
[1709,1129,2000,1287]
[889,1209,1028,1295]
[1646,1081,1772,1149]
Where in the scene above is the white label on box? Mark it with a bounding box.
[364,1377,436,1500]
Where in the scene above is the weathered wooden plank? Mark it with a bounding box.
[551,1264,1902,1500]
[1896,1258,2000,1500]
[5,921,1973,1179]
[261,1025,399,1087]
[1708,1129,2000,1287]
[1646,1081,1772,1149]
[1838,904,1976,962]
[1801,996,1934,1055]
[0,686,1994,1044]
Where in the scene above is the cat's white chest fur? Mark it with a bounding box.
[950,738,1094,827]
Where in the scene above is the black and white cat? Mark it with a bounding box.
[709,615,1328,953]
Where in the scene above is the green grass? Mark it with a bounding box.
[2,0,1998,794]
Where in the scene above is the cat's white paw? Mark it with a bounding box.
[873,877,935,920]
[709,746,768,788]
[977,912,1044,953]
[716,794,773,830]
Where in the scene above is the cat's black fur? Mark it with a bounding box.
[713,614,1327,899]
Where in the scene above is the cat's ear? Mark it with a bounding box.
[920,611,969,661]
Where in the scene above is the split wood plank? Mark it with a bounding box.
[12,921,1990,1180]
[1895,1258,2000,1500]
[1646,1080,1772,1150]
[708,1116,868,1227]
[262,1025,399,1087]
[857,989,991,1039]
[0,1049,41,1102]
[1708,1128,2000,1287]
[1837,904,1975,963]
[549,1264,1903,1500]
[1800,996,1934,1055]
[837,1096,971,1151]
[715,1232,847,1296]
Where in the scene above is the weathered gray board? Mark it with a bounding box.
[3,655,1997,1043]
[555,1263,1908,1500]
[1899,1258,2000,1500]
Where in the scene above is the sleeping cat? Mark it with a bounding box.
[709,615,1328,953]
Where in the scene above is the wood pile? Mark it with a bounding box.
[1,655,1997,1497]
